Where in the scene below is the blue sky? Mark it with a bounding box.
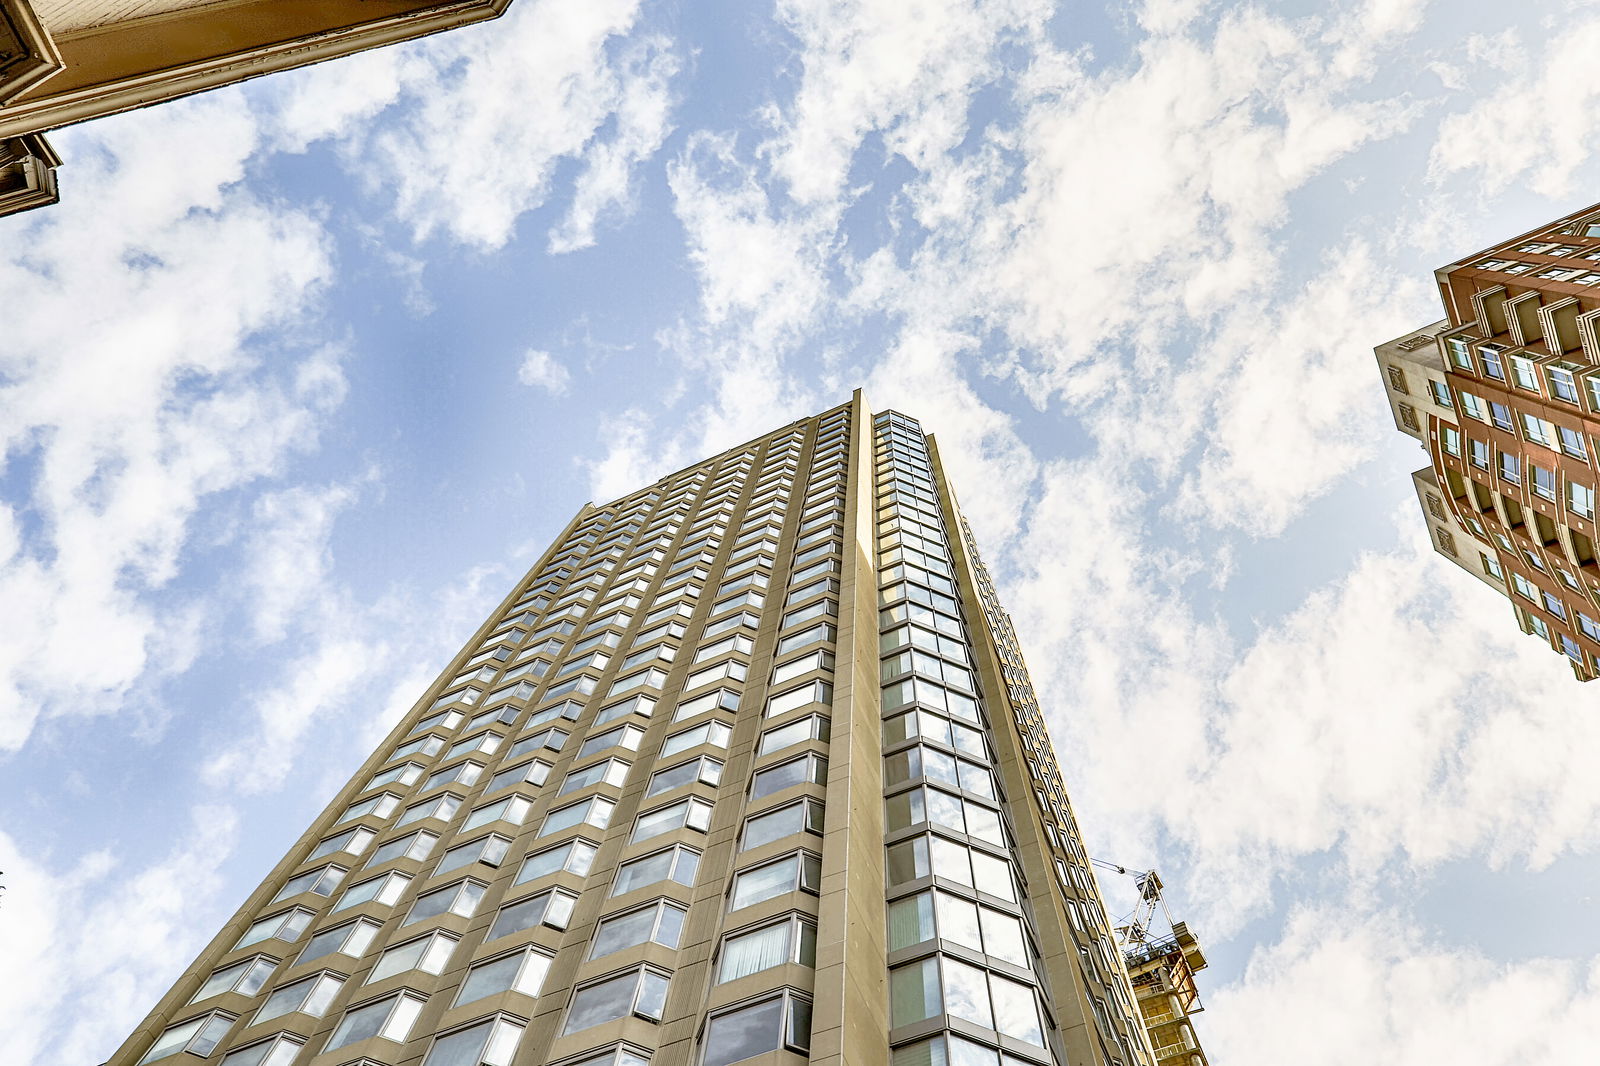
[5,0,1600,1061]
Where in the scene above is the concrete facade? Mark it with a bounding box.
[1379,203,1600,680]
[107,394,1155,1066]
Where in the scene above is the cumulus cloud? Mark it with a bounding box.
[274,0,680,250]
[0,808,240,1066]
[517,349,573,394]
[0,94,340,753]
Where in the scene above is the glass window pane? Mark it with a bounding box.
[890,957,941,1027]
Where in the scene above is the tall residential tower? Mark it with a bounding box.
[1378,202,1600,680]
[107,394,1160,1066]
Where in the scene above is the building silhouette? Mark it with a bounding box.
[108,393,1167,1066]
[1378,203,1600,680]
[0,0,513,217]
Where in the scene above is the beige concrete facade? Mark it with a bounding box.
[0,0,514,218]
[107,395,1155,1066]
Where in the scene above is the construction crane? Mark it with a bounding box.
[1089,858,1176,950]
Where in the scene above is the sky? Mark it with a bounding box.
[3,0,1600,1061]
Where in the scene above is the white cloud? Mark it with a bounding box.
[0,94,340,754]
[0,807,240,1066]
[1430,17,1600,198]
[242,479,364,644]
[277,0,680,249]
[1208,903,1600,1066]
[517,349,573,394]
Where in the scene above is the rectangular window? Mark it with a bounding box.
[324,991,427,1052]
[219,1034,303,1066]
[1440,425,1461,457]
[703,991,813,1066]
[589,900,689,959]
[579,724,646,759]
[455,948,553,1007]
[1559,425,1589,460]
[464,794,534,831]
[631,797,715,843]
[717,916,817,982]
[137,1013,237,1064]
[517,839,600,885]
[367,931,458,984]
[405,879,487,924]
[191,957,276,1004]
[661,720,733,757]
[751,754,827,800]
[486,759,553,795]
[298,918,382,965]
[435,834,513,875]
[612,845,702,896]
[1430,381,1453,407]
[673,687,741,721]
[398,793,462,827]
[541,796,617,836]
[766,680,832,718]
[488,889,579,939]
[647,756,724,796]
[272,864,346,902]
[1532,464,1557,500]
[1498,451,1520,484]
[742,798,825,850]
[369,829,439,866]
[331,871,411,913]
[1520,413,1557,448]
[887,956,1043,1046]
[758,714,830,756]
[559,758,632,795]
[730,851,822,910]
[1510,355,1540,390]
[421,1016,527,1066]
[562,968,670,1034]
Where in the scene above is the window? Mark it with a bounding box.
[560,758,632,795]
[324,991,427,1052]
[298,918,382,965]
[777,623,835,656]
[1440,425,1461,457]
[137,1012,236,1063]
[686,659,748,690]
[887,890,1029,966]
[742,799,825,850]
[398,793,462,827]
[563,968,671,1034]
[541,796,617,836]
[486,759,553,794]
[1510,355,1540,391]
[661,720,733,757]
[1528,613,1552,640]
[595,694,657,726]
[759,714,830,756]
[1531,464,1557,500]
[370,829,439,866]
[888,956,1043,1046]
[647,756,724,796]
[488,888,579,939]
[1429,381,1452,407]
[771,651,834,686]
[766,681,832,718]
[590,900,689,958]
[1521,413,1557,448]
[1480,346,1505,380]
[1489,402,1513,430]
[333,871,412,913]
[339,792,401,825]
[256,971,344,1022]
[369,761,426,789]
[632,797,715,842]
[456,946,553,1006]
[579,724,646,758]
[886,787,1006,847]
[311,826,377,861]
[422,1016,527,1066]
[191,956,276,1003]
[613,845,702,896]
[1498,451,1520,484]
[436,835,513,876]
[1559,426,1589,460]
[219,1034,304,1066]
[446,731,503,760]
[506,728,567,759]
[702,991,813,1066]
[271,864,346,902]
[1579,613,1600,642]
[1512,573,1539,601]
[464,794,534,831]
[1563,635,1584,662]
[518,839,600,884]
[891,1033,1032,1066]
[235,908,314,949]
[610,668,668,696]
[717,916,817,982]
[674,687,741,721]
[1550,364,1582,403]
[406,879,487,924]
[751,754,827,800]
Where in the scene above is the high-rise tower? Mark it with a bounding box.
[1378,203,1600,681]
[107,394,1158,1066]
